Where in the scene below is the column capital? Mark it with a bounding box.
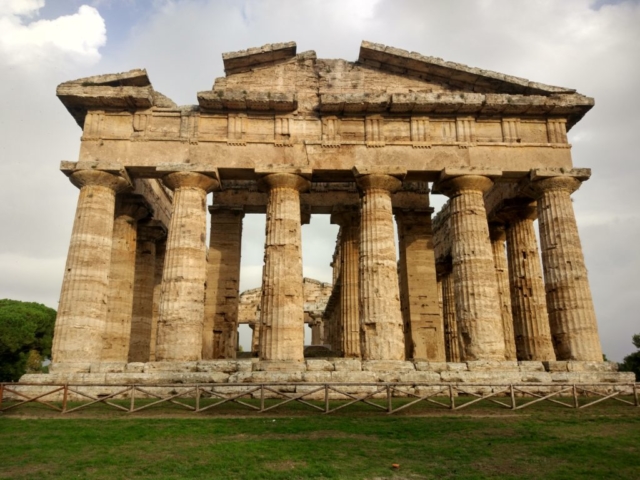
[488,222,507,242]
[258,172,310,192]
[115,194,152,221]
[137,220,167,243]
[69,170,130,193]
[355,174,402,193]
[330,206,360,226]
[529,176,581,197]
[495,199,538,224]
[163,171,220,192]
[208,205,245,218]
[434,175,494,197]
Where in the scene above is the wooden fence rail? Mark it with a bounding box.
[1,382,638,415]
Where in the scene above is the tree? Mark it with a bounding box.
[0,299,56,382]
[618,334,640,381]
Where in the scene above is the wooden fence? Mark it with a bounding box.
[1,382,638,415]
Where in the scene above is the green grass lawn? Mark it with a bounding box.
[1,399,639,479]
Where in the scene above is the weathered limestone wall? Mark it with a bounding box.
[102,195,150,362]
[396,210,445,361]
[503,203,556,361]
[488,223,517,361]
[129,222,165,362]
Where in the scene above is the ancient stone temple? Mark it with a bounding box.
[28,41,632,386]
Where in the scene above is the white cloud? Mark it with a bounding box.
[0,2,106,68]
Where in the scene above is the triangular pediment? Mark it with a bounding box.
[358,41,575,95]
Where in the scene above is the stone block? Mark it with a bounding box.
[362,360,415,372]
[48,362,91,373]
[90,362,126,373]
[466,361,519,371]
[196,360,240,373]
[330,371,378,383]
[143,362,198,373]
[302,371,332,383]
[229,371,304,383]
[305,359,335,372]
[544,361,569,372]
[518,361,545,372]
[441,371,523,384]
[398,371,441,383]
[253,361,306,372]
[415,362,467,372]
[333,359,362,371]
[519,372,552,383]
[126,362,145,373]
[236,360,253,372]
[566,361,618,372]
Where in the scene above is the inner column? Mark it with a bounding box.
[101,194,150,363]
[501,202,556,361]
[203,206,244,359]
[356,173,405,361]
[330,207,361,358]
[395,209,445,361]
[258,173,310,363]
[488,222,518,361]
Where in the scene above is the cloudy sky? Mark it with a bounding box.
[1,0,638,359]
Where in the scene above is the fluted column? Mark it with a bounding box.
[101,195,151,362]
[148,238,166,362]
[395,210,445,361]
[488,223,518,361]
[531,176,603,361]
[128,222,166,362]
[356,174,405,360]
[155,172,219,362]
[501,204,556,361]
[440,266,461,362]
[331,209,361,358]
[258,173,310,362]
[310,318,324,345]
[52,170,130,365]
[435,175,506,361]
[203,207,244,359]
[250,322,260,356]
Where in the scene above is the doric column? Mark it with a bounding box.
[530,175,603,361]
[395,209,445,361]
[101,194,151,362]
[203,207,244,359]
[355,173,405,360]
[52,170,130,365]
[488,223,518,361]
[148,238,166,362]
[250,322,260,356]
[331,208,361,358]
[258,173,310,363]
[128,221,166,363]
[500,203,556,361]
[434,175,506,361]
[310,317,324,345]
[440,265,461,362]
[155,172,219,362]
